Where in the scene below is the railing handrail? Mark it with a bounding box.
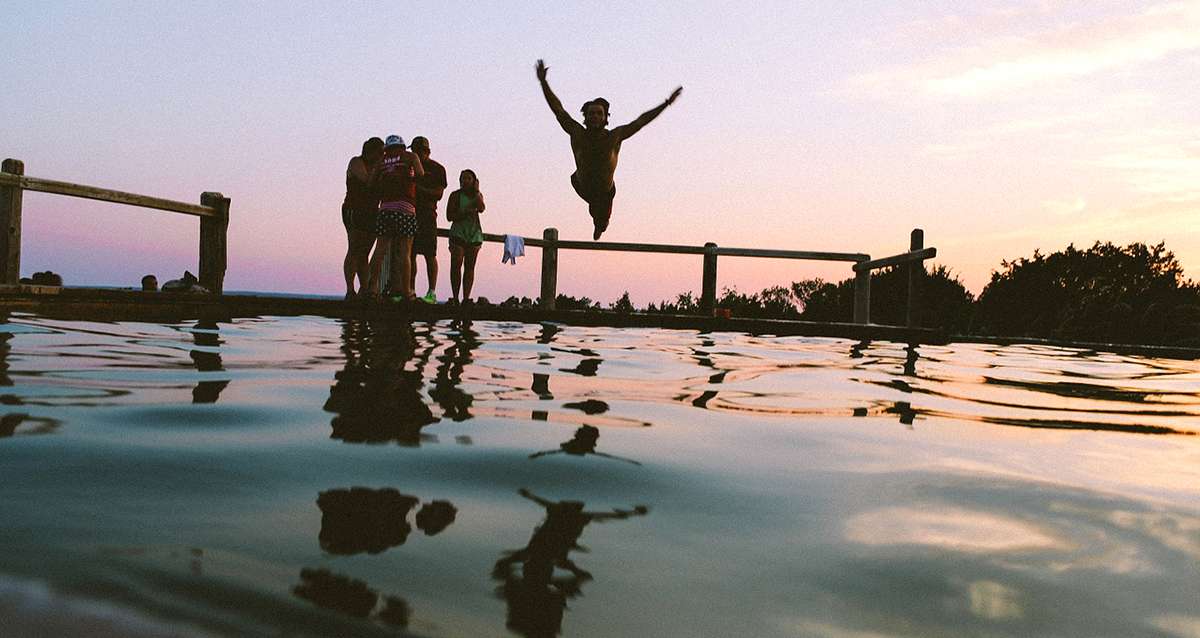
[1,158,228,293]
[0,172,217,218]
[438,229,869,262]
[853,246,937,272]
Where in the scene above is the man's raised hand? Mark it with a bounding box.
[536,59,549,82]
[667,86,683,105]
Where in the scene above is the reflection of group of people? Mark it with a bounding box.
[298,484,647,638]
[342,135,486,305]
[310,318,651,636]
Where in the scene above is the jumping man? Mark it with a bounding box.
[535,59,682,239]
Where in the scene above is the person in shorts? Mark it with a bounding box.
[408,136,447,303]
[341,137,384,300]
[446,169,485,304]
[367,135,424,300]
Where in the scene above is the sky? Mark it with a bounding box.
[5,1,1199,305]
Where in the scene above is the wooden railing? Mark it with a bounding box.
[441,227,936,326]
[0,158,229,293]
[1,156,934,325]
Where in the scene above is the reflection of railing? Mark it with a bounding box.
[0,157,229,293]
[438,227,936,325]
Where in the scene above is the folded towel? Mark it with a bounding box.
[502,234,526,265]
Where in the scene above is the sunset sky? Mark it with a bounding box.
[6,1,1199,305]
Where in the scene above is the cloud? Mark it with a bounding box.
[1042,196,1087,216]
[846,1,1200,100]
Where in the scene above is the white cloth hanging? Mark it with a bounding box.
[502,234,526,265]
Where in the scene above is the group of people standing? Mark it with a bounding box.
[342,135,486,305]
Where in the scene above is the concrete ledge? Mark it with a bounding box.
[0,287,948,344]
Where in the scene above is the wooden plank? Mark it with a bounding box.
[701,243,718,313]
[540,228,558,309]
[853,247,937,272]
[199,192,230,294]
[906,229,924,328]
[853,268,871,324]
[0,173,217,217]
[717,247,868,262]
[1,159,23,285]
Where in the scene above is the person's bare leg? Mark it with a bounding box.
[367,237,393,295]
[348,230,375,294]
[409,250,419,294]
[590,198,613,240]
[343,231,357,296]
[424,254,438,297]
[463,244,480,300]
[449,244,464,301]
[398,237,415,299]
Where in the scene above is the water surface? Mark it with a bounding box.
[1,314,1198,637]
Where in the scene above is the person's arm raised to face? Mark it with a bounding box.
[536,59,584,135]
[348,157,370,184]
[613,86,682,141]
[409,151,425,177]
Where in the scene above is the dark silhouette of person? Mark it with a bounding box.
[535,59,682,240]
[529,425,641,466]
[415,500,458,536]
[492,488,648,637]
[292,568,411,629]
[429,319,479,422]
[323,319,438,445]
[317,487,420,555]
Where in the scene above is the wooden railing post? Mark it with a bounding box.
[540,227,558,309]
[701,242,718,314]
[1,159,24,286]
[853,266,871,324]
[906,228,924,328]
[199,192,229,294]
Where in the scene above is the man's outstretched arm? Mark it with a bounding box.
[614,86,682,140]
[536,59,583,135]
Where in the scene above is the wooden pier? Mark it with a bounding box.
[1,157,942,342]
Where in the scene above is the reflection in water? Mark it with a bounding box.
[189,321,228,404]
[429,320,479,422]
[323,320,438,445]
[1,413,60,437]
[415,500,458,536]
[561,357,602,377]
[0,329,11,387]
[318,488,458,554]
[532,373,553,400]
[530,425,642,466]
[292,568,411,628]
[493,488,648,637]
[318,487,420,555]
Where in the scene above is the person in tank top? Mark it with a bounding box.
[445,169,486,304]
[366,135,424,300]
[341,137,384,300]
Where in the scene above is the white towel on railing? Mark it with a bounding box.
[502,234,525,265]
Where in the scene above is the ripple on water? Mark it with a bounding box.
[1,314,1199,637]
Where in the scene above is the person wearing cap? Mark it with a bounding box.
[366,134,424,301]
[535,59,682,240]
[407,136,447,303]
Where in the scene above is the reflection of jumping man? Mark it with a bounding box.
[493,488,648,637]
[535,59,682,240]
[529,425,642,466]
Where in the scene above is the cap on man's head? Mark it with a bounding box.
[411,136,429,150]
[384,134,405,148]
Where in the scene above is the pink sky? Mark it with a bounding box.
[5,1,1199,305]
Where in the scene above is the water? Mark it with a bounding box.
[1,314,1197,638]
